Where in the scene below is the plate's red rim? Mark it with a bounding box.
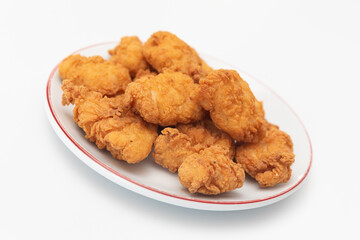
[46,42,313,205]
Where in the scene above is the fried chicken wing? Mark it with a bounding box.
[153,119,235,172]
[124,70,205,126]
[235,123,295,187]
[61,80,157,163]
[108,36,148,78]
[196,69,265,143]
[59,54,131,96]
[143,31,210,81]
[178,146,245,195]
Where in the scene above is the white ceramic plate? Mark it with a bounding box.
[45,42,312,211]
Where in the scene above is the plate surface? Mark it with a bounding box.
[45,42,312,211]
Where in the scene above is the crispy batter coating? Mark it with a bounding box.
[61,80,157,163]
[97,117,158,162]
[59,54,131,96]
[124,70,205,126]
[153,119,235,172]
[153,128,193,173]
[196,69,266,143]
[177,119,235,157]
[133,68,157,81]
[178,146,245,195]
[144,31,209,81]
[235,123,295,187]
[108,36,148,78]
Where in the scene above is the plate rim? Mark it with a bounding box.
[46,41,313,209]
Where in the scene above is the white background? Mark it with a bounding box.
[1,0,359,239]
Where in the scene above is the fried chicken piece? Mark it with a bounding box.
[178,146,245,195]
[92,116,158,162]
[196,69,266,143]
[235,123,295,188]
[61,80,157,163]
[124,70,205,126]
[153,128,193,173]
[143,31,209,82]
[153,119,235,172]
[59,54,131,96]
[108,36,148,78]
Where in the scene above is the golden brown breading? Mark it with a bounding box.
[59,54,131,96]
[95,116,158,163]
[153,128,193,173]
[124,70,205,126]
[178,146,245,195]
[61,80,125,137]
[235,123,295,187]
[61,80,157,163]
[108,36,148,78]
[196,69,266,143]
[153,119,235,172]
[143,31,207,81]
[176,119,234,156]
[133,68,157,81]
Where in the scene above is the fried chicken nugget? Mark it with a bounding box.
[235,123,295,187]
[143,31,210,81]
[108,36,148,78]
[59,54,131,96]
[178,146,245,195]
[153,119,235,172]
[61,80,157,163]
[153,128,193,173]
[93,117,158,162]
[124,70,205,126]
[196,69,266,143]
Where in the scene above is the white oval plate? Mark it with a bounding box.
[45,42,312,211]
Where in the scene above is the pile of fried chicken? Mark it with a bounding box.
[60,31,295,195]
